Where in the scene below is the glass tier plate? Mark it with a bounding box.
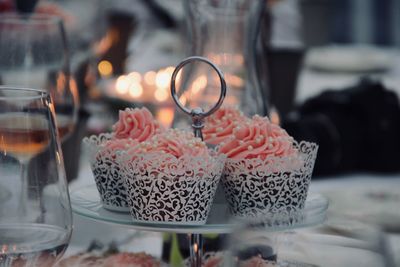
[70,184,328,234]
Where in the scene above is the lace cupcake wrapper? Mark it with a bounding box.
[83,133,130,212]
[221,141,318,219]
[120,152,226,224]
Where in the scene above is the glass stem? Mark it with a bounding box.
[17,160,29,217]
[189,233,203,267]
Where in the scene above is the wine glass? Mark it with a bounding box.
[0,87,72,267]
[0,13,79,142]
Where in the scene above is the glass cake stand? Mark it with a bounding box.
[71,184,328,234]
[70,57,328,266]
[70,184,328,266]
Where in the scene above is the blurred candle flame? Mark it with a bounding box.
[154,88,169,102]
[225,74,243,88]
[156,107,174,128]
[269,107,280,125]
[179,95,187,106]
[56,72,66,95]
[165,66,175,76]
[128,82,143,98]
[115,75,129,94]
[110,66,181,105]
[98,60,113,77]
[144,71,156,86]
[208,53,244,66]
[94,28,118,56]
[191,74,207,95]
[127,71,141,83]
[155,69,170,89]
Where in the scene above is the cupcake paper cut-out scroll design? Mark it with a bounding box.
[120,129,226,224]
[82,107,164,212]
[216,115,318,221]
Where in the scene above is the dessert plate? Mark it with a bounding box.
[305,45,394,73]
[70,184,328,234]
[322,186,400,232]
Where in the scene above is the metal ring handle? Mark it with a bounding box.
[170,56,227,117]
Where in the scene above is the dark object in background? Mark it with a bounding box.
[15,0,38,13]
[62,108,90,182]
[237,245,276,262]
[258,2,305,117]
[100,11,136,75]
[141,0,177,28]
[283,78,400,176]
[266,48,304,117]
[161,234,226,263]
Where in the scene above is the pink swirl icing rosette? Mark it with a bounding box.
[82,107,163,212]
[112,107,163,141]
[203,105,249,145]
[218,115,318,220]
[120,129,226,224]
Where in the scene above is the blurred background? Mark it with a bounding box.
[2,0,399,179]
[1,0,400,265]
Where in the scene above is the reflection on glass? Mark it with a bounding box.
[0,13,79,141]
[179,0,266,120]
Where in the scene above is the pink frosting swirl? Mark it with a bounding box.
[112,107,163,142]
[203,106,249,145]
[133,129,210,159]
[103,138,139,153]
[218,115,295,160]
[96,138,139,160]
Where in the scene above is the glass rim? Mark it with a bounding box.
[0,12,63,26]
[0,86,49,100]
[193,0,264,13]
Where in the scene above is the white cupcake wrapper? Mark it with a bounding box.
[83,133,130,212]
[120,151,226,224]
[221,141,318,218]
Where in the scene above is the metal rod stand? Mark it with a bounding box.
[189,233,204,267]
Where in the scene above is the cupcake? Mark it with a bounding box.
[219,115,318,219]
[120,129,226,224]
[203,105,250,204]
[83,107,163,212]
